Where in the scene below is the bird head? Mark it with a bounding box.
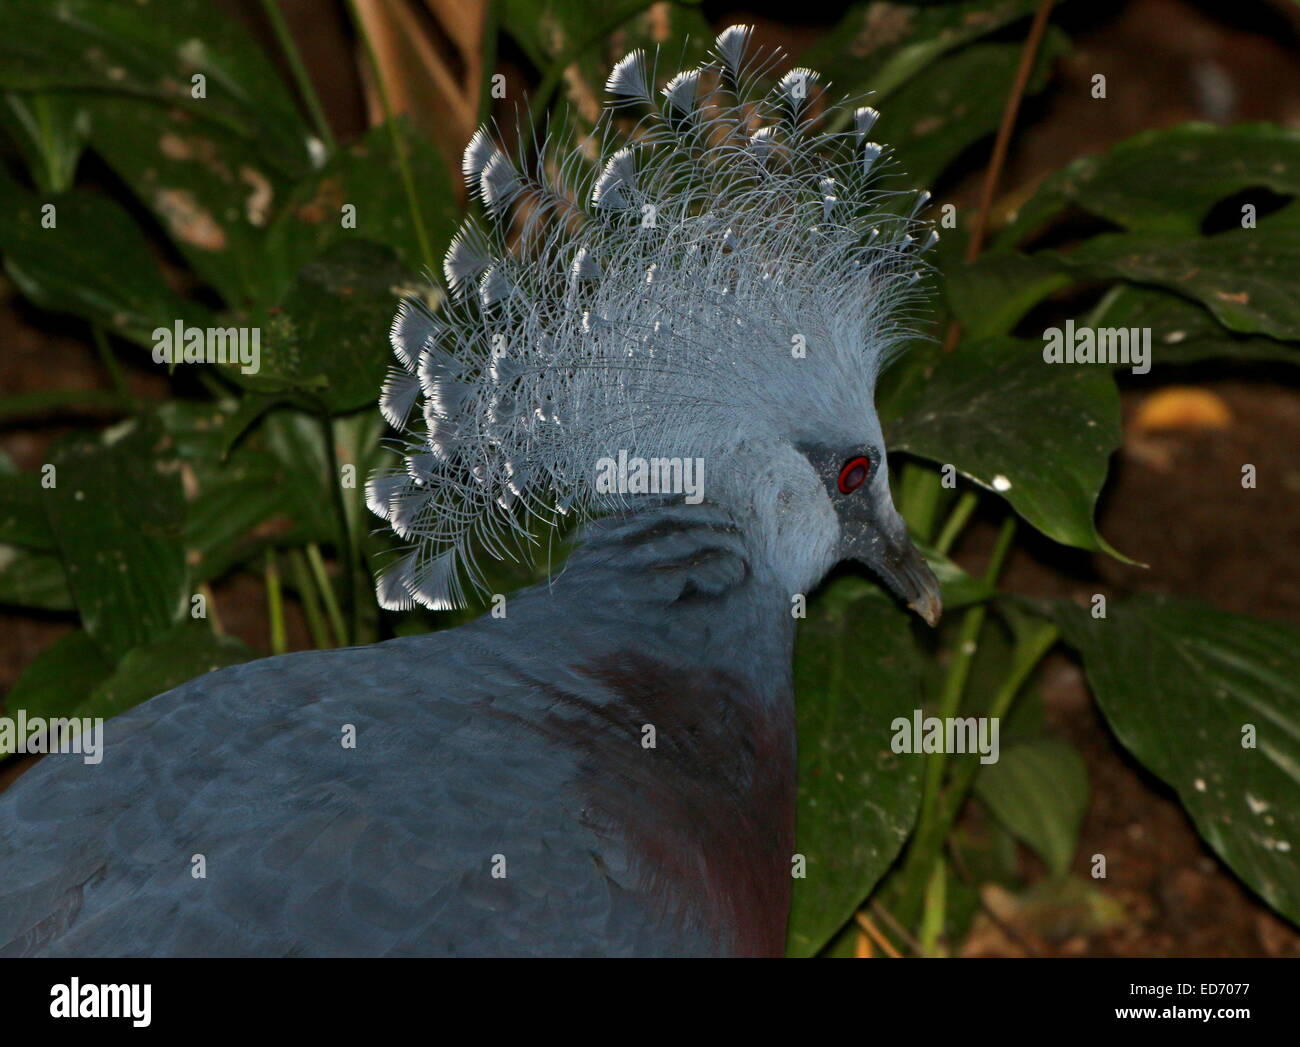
[367,25,941,625]
[800,441,941,627]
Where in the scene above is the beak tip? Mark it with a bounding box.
[910,595,942,628]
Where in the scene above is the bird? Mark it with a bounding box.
[0,25,940,957]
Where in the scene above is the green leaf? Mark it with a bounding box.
[788,577,925,957]
[243,239,414,413]
[803,0,1045,105]
[1059,229,1300,341]
[1092,285,1300,367]
[974,736,1088,876]
[995,123,1300,245]
[0,631,113,753]
[0,0,312,176]
[0,544,73,611]
[77,94,287,309]
[945,252,1073,338]
[152,400,304,582]
[874,29,1068,188]
[263,120,459,299]
[919,540,995,611]
[44,418,189,659]
[0,90,91,192]
[886,337,1123,555]
[0,460,55,551]
[0,167,211,346]
[72,621,251,722]
[1054,595,1300,924]
[255,408,338,533]
[172,400,383,583]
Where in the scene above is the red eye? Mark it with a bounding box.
[837,456,870,494]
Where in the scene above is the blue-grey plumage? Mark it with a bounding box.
[0,24,943,957]
[1,505,803,956]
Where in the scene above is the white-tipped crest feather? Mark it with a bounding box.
[662,69,703,114]
[605,48,651,102]
[712,25,752,78]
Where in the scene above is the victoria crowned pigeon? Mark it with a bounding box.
[0,25,941,957]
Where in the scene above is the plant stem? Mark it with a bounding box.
[870,901,924,956]
[854,912,903,958]
[316,412,358,644]
[967,0,1056,262]
[344,0,435,272]
[919,860,948,957]
[307,541,349,648]
[90,325,132,405]
[1083,283,1124,328]
[0,388,133,422]
[526,0,670,123]
[259,0,338,154]
[937,618,1059,830]
[264,548,287,655]
[33,94,71,193]
[942,0,1056,353]
[934,490,978,557]
[289,546,334,649]
[900,515,1017,926]
[477,0,499,127]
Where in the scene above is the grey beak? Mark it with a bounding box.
[874,535,943,627]
[841,519,943,627]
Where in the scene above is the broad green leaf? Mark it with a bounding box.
[72,621,252,722]
[0,631,113,753]
[241,239,413,413]
[1091,284,1300,367]
[44,418,189,659]
[0,90,91,192]
[994,123,1300,246]
[1055,595,1300,924]
[789,577,925,957]
[944,252,1072,338]
[256,408,337,531]
[875,29,1069,188]
[0,167,211,347]
[1059,229,1300,341]
[78,94,287,309]
[263,119,462,299]
[0,545,73,611]
[0,463,55,551]
[974,735,1088,876]
[153,400,314,582]
[155,398,390,582]
[886,337,1122,554]
[0,0,312,176]
[803,0,1044,105]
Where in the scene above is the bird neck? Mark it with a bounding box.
[524,500,797,707]
[485,500,802,954]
